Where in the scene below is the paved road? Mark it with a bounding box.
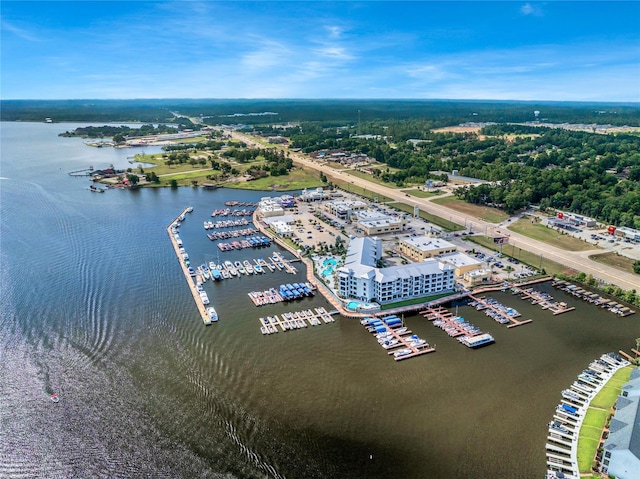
[228,130,640,292]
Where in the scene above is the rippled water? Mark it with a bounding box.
[1,122,639,478]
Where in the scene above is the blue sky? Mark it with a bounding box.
[2,1,639,101]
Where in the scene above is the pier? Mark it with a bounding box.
[259,307,335,334]
[361,316,436,361]
[467,294,532,328]
[552,279,636,317]
[167,207,212,326]
[511,286,575,315]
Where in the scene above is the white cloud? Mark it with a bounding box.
[1,20,41,42]
[520,3,543,16]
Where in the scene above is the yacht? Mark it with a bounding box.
[50,393,60,403]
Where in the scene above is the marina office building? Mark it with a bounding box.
[398,236,457,262]
[336,237,455,304]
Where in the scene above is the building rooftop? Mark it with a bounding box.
[438,252,482,267]
[401,236,456,252]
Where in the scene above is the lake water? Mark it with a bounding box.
[1,121,638,478]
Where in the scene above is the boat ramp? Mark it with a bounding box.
[259,307,335,334]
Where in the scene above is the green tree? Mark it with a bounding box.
[634,260,640,274]
[126,174,139,185]
[169,179,178,188]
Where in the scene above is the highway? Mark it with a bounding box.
[228,129,640,292]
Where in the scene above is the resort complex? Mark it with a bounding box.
[336,236,455,304]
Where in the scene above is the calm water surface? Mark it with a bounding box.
[1,122,638,478]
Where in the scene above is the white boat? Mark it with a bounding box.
[394,348,412,358]
[206,307,218,322]
[50,393,59,403]
[199,291,210,305]
[243,260,254,274]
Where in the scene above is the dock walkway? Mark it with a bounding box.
[167,207,212,326]
[259,307,335,334]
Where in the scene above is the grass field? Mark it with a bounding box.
[431,196,510,223]
[389,202,463,232]
[464,236,578,276]
[401,188,439,198]
[222,167,324,191]
[588,251,637,274]
[507,218,596,252]
[329,177,395,203]
[120,152,324,190]
[343,169,405,188]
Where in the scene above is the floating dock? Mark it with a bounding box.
[467,294,532,328]
[259,307,335,334]
[552,279,636,317]
[511,286,575,315]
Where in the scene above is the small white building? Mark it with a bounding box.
[615,226,640,243]
[270,220,293,238]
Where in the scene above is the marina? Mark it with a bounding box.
[551,279,636,317]
[259,307,335,334]
[167,207,219,326]
[467,295,532,328]
[510,286,575,315]
[361,315,436,361]
[545,353,631,478]
[248,282,316,306]
[421,307,494,348]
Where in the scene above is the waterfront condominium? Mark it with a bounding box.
[336,236,455,304]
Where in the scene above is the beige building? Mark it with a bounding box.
[463,269,492,285]
[398,236,457,262]
[324,200,367,220]
[438,252,483,277]
[357,211,407,236]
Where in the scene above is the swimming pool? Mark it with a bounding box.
[321,257,338,277]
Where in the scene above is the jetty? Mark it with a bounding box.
[361,316,436,361]
[467,294,532,328]
[511,286,575,315]
[551,279,636,317]
[259,307,335,334]
[167,207,212,326]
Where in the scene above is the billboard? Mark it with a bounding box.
[493,236,509,245]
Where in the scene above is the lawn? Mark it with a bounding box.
[590,366,633,408]
[507,217,596,252]
[344,169,405,188]
[431,196,510,223]
[577,365,635,473]
[222,167,324,191]
[330,176,395,203]
[389,202,463,232]
[588,251,638,274]
[578,408,609,473]
[401,188,439,198]
[464,236,577,276]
